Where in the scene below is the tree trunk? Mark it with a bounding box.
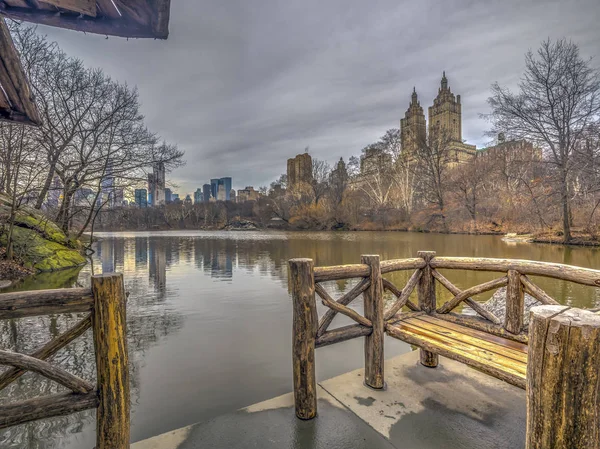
[34,155,58,210]
[561,169,571,243]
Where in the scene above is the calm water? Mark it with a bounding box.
[1,231,600,448]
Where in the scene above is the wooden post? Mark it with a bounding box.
[527,306,600,449]
[505,269,524,334]
[289,258,317,420]
[417,251,438,368]
[91,274,130,449]
[362,255,384,389]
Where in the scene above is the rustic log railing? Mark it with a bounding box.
[0,273,130,449]
[290,252,600,447]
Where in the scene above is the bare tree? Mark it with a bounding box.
[410,126,456,230]
[486,38,600,242]
[450,156,491,231]
[311,158,331,205]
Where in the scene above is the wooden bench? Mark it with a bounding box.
[386,313,527,389]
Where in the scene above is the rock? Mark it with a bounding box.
[223,220,258,231]
[0,280,11,289]
[462,286,541,327]
[0,194,86,272]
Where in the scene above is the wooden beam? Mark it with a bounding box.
[0,349,94,393]
[317,278,370,337]
[431,257,600,287]
[0,7,164,39]
[92,273,130,449]
[0,315,92,390]
[520,275,559,305]
[527,306,600,448]
[314,264,369,282]
[315,324,371,348]
[383,269,422,320]
[417,251,438,368]
[362,255,384,389]
[380,257,426,273]
[40,0,96,16]
[0,287,93,319]
[431,268,501,325]
[315,283,372,328]
[289,259,317,420]
[436,276,508,314]
[0,17,42,125]
[0,391,98,430]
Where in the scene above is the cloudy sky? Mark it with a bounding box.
[37,0,600,195]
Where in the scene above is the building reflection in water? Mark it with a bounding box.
[3,231,600,449]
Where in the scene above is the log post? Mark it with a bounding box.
[527,306,600,449]
[289,258,317,420]
[417,251,438,368]
[505,269,524,334]
[91,274,130,449]
[362,255,384,389]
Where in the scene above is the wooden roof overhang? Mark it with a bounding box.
[0,0,171,39]
[0,17,41,125]
[0,0,172,126]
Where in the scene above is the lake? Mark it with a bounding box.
[1,231,599,448]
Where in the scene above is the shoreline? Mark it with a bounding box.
[90,226,600,248]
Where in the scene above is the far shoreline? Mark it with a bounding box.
[89,227,600,248]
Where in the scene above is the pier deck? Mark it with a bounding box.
[132,351,526,449]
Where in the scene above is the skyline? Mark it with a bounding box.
[33,0,600,194]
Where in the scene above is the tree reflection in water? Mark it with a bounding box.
[0,236,185,449]
[1,231,599,448]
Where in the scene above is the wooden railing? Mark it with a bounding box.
[0,273,129,449]
[290,252,600,447]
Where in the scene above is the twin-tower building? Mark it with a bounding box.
[400,72,476,164]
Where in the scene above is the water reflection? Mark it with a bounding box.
[1,231,600,448]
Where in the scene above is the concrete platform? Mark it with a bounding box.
[132,351,526,449]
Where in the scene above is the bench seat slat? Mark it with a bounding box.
[412,316,528,362]
[386,317,527,389]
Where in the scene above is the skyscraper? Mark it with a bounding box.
[165,188,172,203]
[220,177,232,201]
[210,177,233,201]
[203,184,211,202]
[194,188,203,204]
[210,178,219,200]
[148,162,166,206]
[135,189,148,207]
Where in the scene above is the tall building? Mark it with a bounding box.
[400,88,426,157]
[237,186,260,202]
[478,136,542,178]
[134,189,148,207]
[230,189,236,203]
[210,178,219,200]
[165,188,172,204]
[203,184,211,202]
[148,162,166,206]
[217,184,226,201]
[114,188,124,208]
[220,177,232,201]
[101,166,115,208]
[210,177,232,201]
[400,72,476,165]
[194,188,203,204]
[287,153,312,188]
[184,194,192,205]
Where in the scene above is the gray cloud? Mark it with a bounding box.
[36,0,600,195]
